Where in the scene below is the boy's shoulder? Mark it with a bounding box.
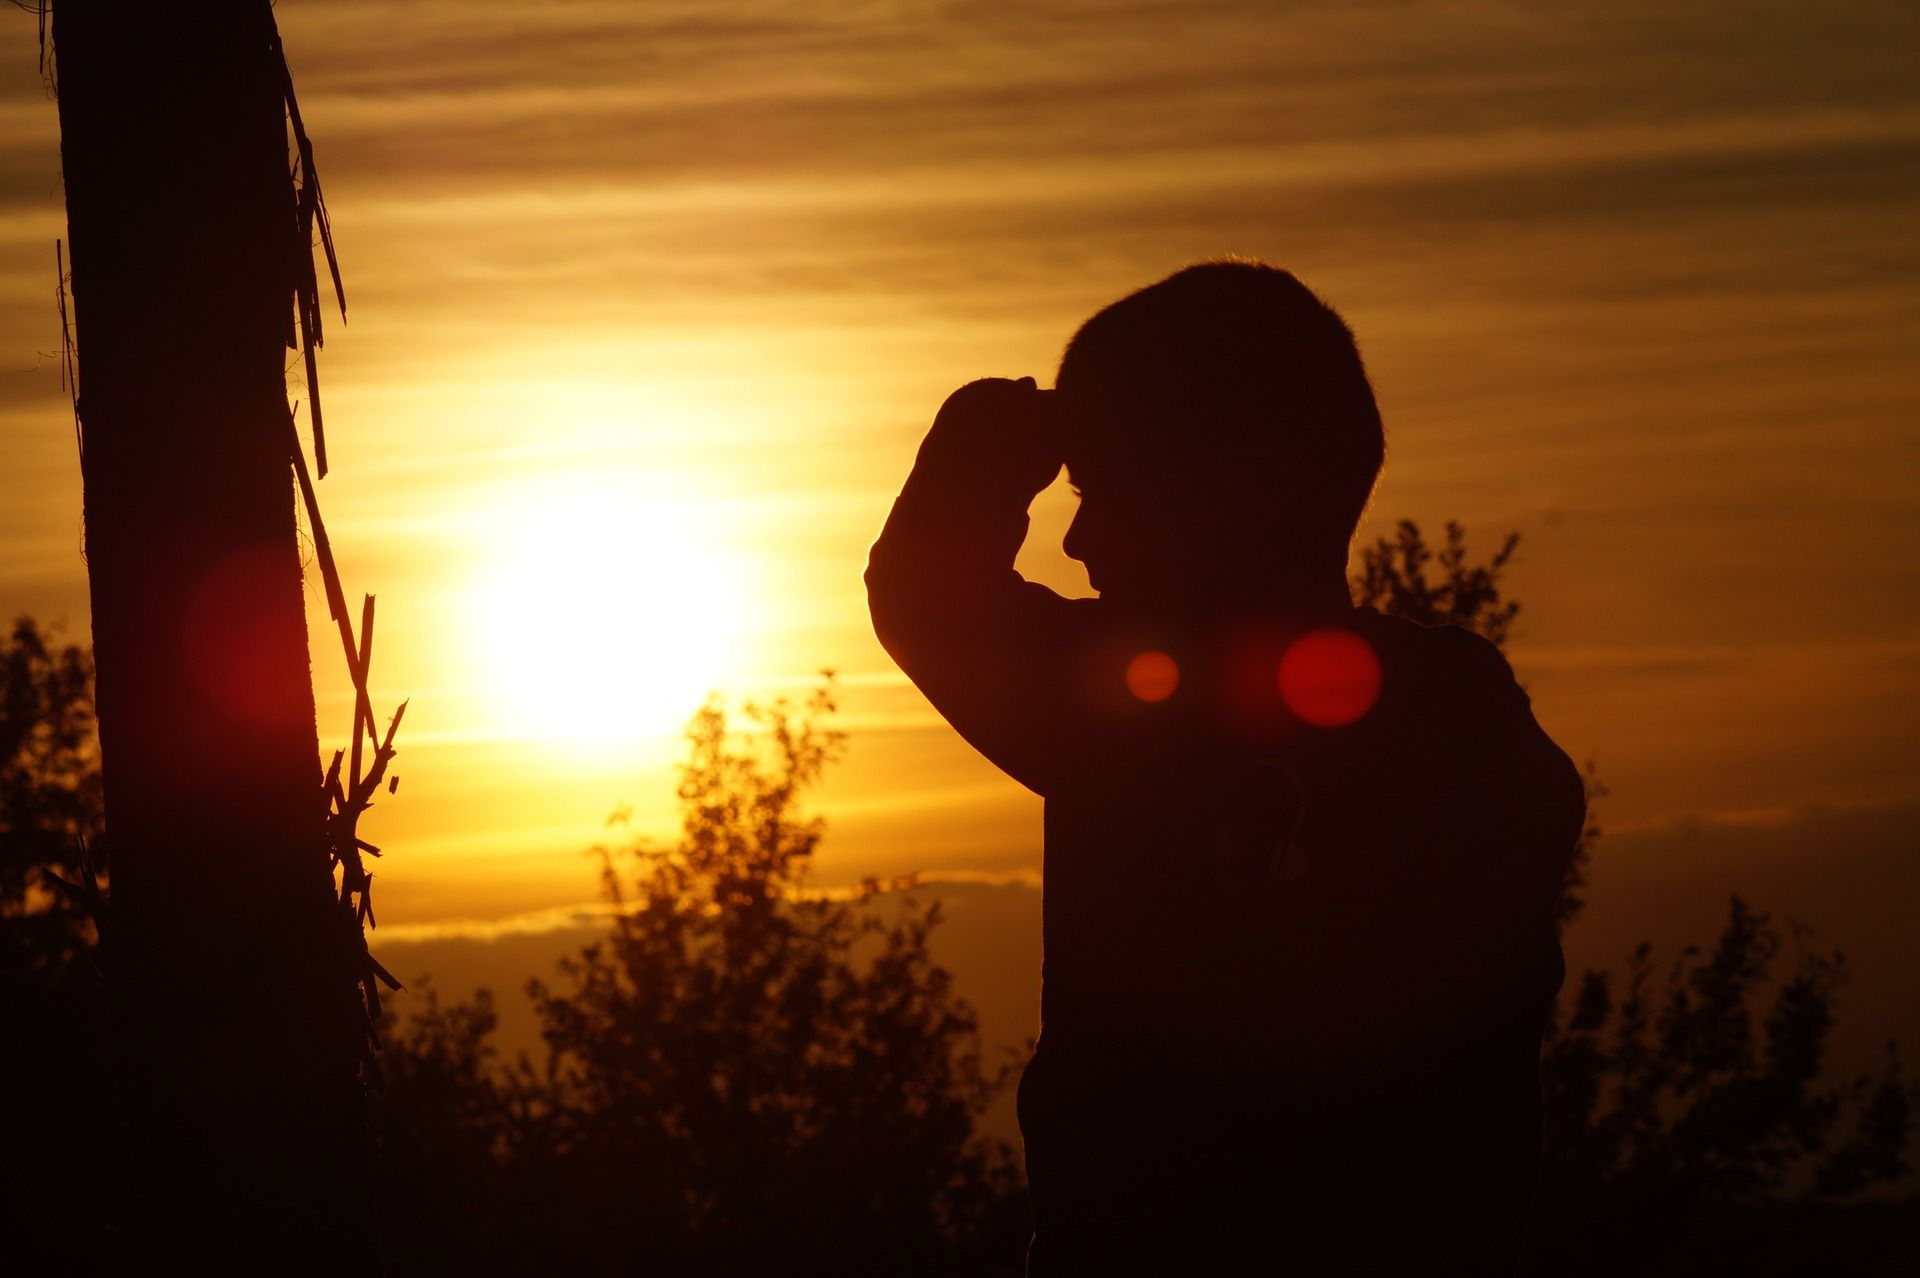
[1341,608,1538,747]
[1350,607,1520,690]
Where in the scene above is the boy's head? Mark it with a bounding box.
[1055,260,1383,606]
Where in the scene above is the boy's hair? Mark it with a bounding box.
[1056,260,1385,552]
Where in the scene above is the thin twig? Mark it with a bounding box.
[55,239,79,460]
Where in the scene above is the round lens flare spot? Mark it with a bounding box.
[1126,650,1180,703]
[1278,628,1382,727]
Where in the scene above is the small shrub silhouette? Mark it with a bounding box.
[0,617,109,1266]
[1527,899,1913,1273]
[377,681,1027,1275]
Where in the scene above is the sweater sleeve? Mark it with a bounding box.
[1406,624,1588,1030]
[1442,625,1588,918]
[865,379,1103,797]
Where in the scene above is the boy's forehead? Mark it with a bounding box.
[1063,431,1156,490]
[1059,388,1172,466]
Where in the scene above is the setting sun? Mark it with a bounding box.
[468,483,750,744]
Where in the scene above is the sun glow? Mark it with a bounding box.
[468,481,751,744]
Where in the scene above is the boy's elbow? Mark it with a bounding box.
[867,539,963,679]
[864,543,917,657]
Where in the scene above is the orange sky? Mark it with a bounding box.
[2,2,1916,1071]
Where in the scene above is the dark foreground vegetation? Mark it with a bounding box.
[3,525,1913,1273]
[377,682,1028,1275]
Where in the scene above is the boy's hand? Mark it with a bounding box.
[921,376,1063,503]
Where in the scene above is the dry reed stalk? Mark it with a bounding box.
[270,7,400,1085]
[56,239,79,460]
[273,25,344,479]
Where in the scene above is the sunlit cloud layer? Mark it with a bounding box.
[0,1,1915,930]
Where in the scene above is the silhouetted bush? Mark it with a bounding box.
[1355,528,1916,1267]
[5,518,1913,1271]
[1,615,103,954]
[376,682,1028,1275]
[1353,517,1520,648]
[1526,898,1914,1274]
[0,617,111,1266]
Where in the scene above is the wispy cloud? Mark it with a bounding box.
[2,1,1916,924]
[375,866,1041,946]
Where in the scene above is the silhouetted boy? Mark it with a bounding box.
[868,261,1586,1274]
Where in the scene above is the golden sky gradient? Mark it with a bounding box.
[2,0,1916,1008]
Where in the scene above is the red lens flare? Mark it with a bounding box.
[1126,650,1180,703]
[181,545,306,728]
[1278,628,1381,727]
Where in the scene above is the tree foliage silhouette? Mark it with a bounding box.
[377,681,1027,1275]
[1,616,103,963]
[1528,900,1915,1273]
[1352,525,1915,1270]
[8,518,1911,1269]
[0,617,109,1265]
[1353,517,1521,648]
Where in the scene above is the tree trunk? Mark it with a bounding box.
[52,2,370,1264]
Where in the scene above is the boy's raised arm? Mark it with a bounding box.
[865,377,1097,796]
